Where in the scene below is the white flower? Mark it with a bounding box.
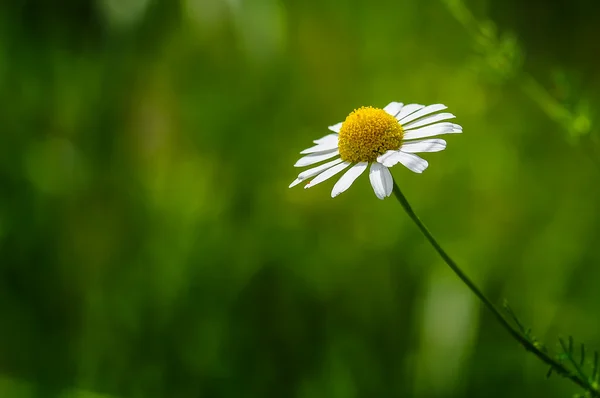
[289,102,462,199]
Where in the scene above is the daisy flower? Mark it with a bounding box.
[289,102,462,199]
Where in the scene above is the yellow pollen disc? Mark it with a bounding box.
[338,106,404,163]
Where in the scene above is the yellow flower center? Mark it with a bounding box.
[338,106,404,163]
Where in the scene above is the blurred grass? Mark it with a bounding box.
[0,0,599,397]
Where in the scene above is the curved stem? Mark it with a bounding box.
[392,181,599,396]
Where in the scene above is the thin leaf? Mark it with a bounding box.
[558,336,590,387]
[569,336,574,355]
[503,300,526,334]
[559,337,568,354]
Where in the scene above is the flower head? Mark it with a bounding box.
[289,102,462,199]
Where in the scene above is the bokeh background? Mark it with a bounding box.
[1,0,600,397]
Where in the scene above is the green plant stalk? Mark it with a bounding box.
[392,181,599,396]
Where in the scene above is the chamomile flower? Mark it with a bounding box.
[289,102,462,199]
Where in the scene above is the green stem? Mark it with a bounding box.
[392,181,599,396]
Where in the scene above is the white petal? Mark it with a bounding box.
[377,150,401,165]
[400,139,446,153]
[313,133,339,144]
[305,161,351,189]
[403,113,455,129]
[294,150,339,167]
[288,178,303,188]
[331,162,368,197]
[403,122,462,140]
[298,158,344,179]
[378,151,428,173]
[369,163,393,200]
[383,102,404,117]
[328,122,343,133]
[394,104,424,121]
[398,104,447,125]
[300,139,339,154]
[289,158,344,187]
[397,152,429,173]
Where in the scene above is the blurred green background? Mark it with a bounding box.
[1,0,600,397]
